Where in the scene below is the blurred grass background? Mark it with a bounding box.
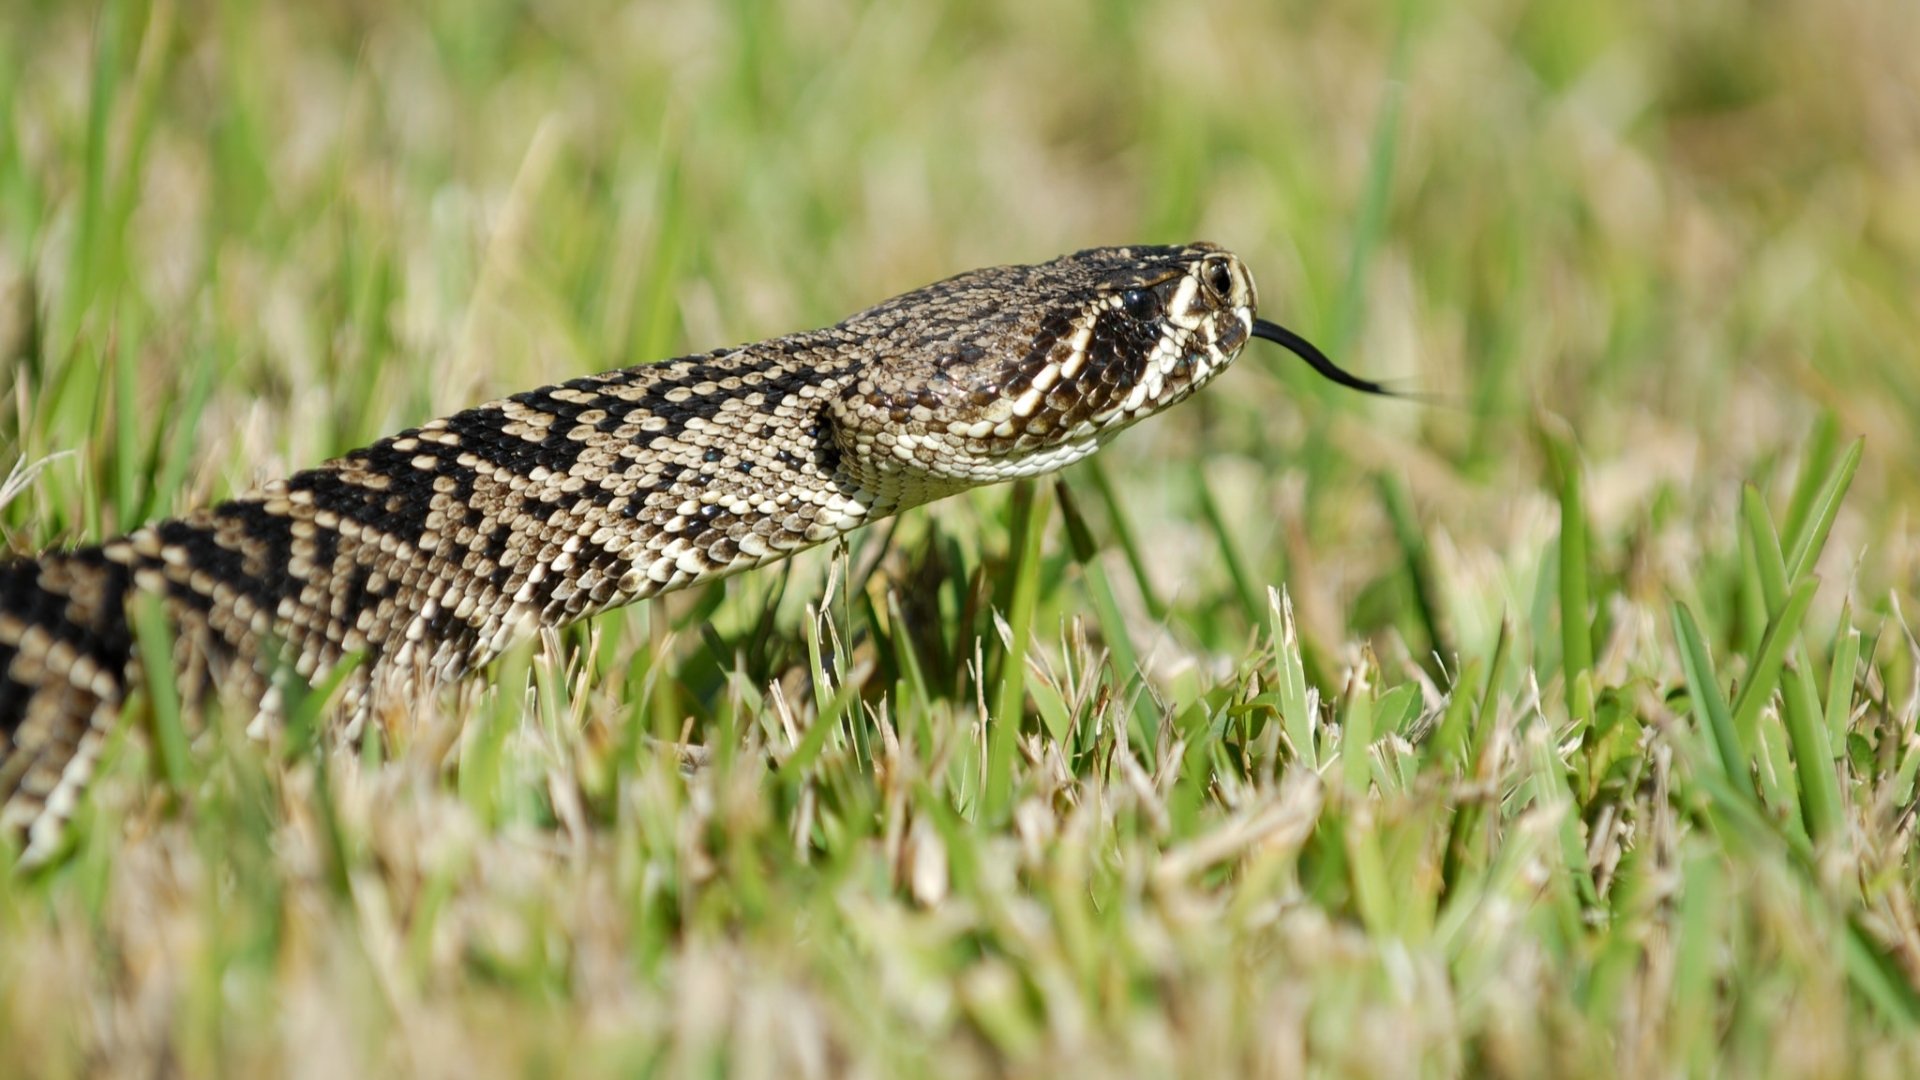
[3,0,1920,1075]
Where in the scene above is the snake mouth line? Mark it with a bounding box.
[1251,318,1393,397]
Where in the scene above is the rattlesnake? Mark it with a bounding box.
[0,242,1384,863]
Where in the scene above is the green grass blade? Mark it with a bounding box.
[1672,603,1747,795]
[1330,0,1411,357]
[1740,484,1789,617]
[128,591,188,796]
[1344,810,1394,938]
[1057,478,1155,750]
[1339,668,1374,795]
[1526,724,1600,931]
[1780,665,1844,848]
[1377,470,1449,669]
[1842,916,1920,1026]
[1428,656,1482,772]
[1727,575,1817,762]
[1194,465,1262,625]
[1784,438,1862,582]
[1083,458,1165,622]
[1268,587,1317,771]
[1671,843,1725,1075]
[1825,604,1860,743]
[986,480,1047,822]
[784,604,860,778]
[1779,414,1839,555]
[1543,423,1594,724]
[459,643,531,825]
[1441,616,1512,898]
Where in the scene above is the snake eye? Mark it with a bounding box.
[1119,288,1160,320]
[1202,257,1234,303]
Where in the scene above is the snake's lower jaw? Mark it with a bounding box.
[835,424,1117,505]
[970,432,1114,483]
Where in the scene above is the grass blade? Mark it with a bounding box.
[1672,603,1747,796]
[1377,470,1449,670]
[1825,604,1860,743]
[1058,478,1155,751]
[1727,575,1817,763]
[1779,414,1839,560]
[986,480,1047,822]
[1268,586,1318,771]
[1339,664,1374,795]
[1740,485,1789,617]
[1194,465,1262,625]
[1784,438,1862,582]
[1543,422,1594,724]
[1780,665,1844,849]
[1083,458,1165,621]
[129,590,190,796]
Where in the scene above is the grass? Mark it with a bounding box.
[4,0,1920,1074]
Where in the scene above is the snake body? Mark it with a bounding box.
[0,243,1284,862]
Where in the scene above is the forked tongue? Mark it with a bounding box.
[1251,318,1395,397]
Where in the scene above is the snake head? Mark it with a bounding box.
[829,243,1260,500]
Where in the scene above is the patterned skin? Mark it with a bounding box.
[0,242,1349,863]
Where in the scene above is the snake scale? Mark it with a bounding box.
[0,242,1384,863]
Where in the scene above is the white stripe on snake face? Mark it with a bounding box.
[1168,276,1205,330]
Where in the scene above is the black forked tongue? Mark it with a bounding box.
[1251,318,1393,397]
